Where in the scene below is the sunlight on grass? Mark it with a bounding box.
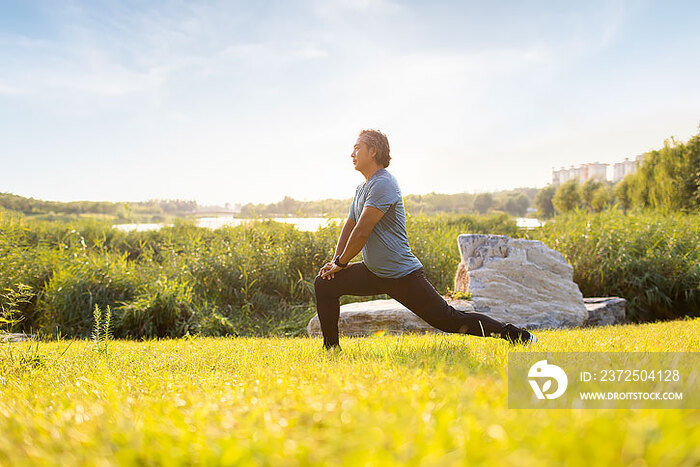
[1,318,698,466]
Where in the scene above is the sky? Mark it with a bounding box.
[1,0,700,206]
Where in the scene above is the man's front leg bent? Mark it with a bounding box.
[314,273,343,349]
[313,263,383,350]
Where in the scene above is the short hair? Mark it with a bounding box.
[358,129,391,168]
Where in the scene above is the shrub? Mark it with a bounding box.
[37,253,140,338]
[528,209,700,321]
[116,278,198,338]
[5,207,697,337]
[553,179,581,213]
[198,312,238,337]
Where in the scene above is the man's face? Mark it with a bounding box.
[351,138,375,172]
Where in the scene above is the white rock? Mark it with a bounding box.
[583,297,626,326]
[454,234,588,329]
[0,333,37,343]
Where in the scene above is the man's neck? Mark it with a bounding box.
[361,165,383,182]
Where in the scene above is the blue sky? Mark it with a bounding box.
[1,0,699,205]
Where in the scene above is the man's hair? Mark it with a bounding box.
[358,129,391,168]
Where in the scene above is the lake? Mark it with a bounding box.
[114,216,544,232]
[114,217,345,232]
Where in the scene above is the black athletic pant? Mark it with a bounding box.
[314,262,522,348]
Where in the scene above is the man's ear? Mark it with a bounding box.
[369,145,377,160]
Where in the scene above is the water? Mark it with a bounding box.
[115,216,544,232]
[114,217,345,233]
[114,223,164,232]
[515,217,545,229]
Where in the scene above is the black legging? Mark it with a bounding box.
[314,262,524,348]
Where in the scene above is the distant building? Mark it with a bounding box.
[552,153,648,186]
[552,162,608,185]
[552,154,646,185]
[581,162,608,182]
[612,154,644,182]
[552,166,578,185]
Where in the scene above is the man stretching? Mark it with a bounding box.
[314,129,537,350]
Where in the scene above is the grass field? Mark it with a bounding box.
[1,318,699,466]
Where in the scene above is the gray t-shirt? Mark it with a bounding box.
[348,168,423,278]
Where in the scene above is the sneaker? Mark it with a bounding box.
[501,323,537,345]
[323,342,342,352]
[526,332,538,345]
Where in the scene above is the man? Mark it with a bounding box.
[314,129,537,351]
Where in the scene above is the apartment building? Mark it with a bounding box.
[552,155,644,185]
[552,162,608,185]
[612,154,644,182]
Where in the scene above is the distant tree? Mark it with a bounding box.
[279,196,299,215]
[502,193,529,216]
[553,179,581,213]
[403,192,475,215]
[515,193,529,214]
[116,203,132,221]
[534,186,556,218]
[503,197,518,216]
[591,185,613,212]
[580,179,603,210]
[474,193,494,214]
[679,130,700,210]
[624,129,700,211]
[695,168,700,207]
[613,177,632,211]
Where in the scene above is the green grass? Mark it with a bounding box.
[1,318,698,466]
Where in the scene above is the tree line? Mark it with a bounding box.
[0,193,198,220]
[534,127,700,218]
[239,189,539,218]
[2,189,538,221]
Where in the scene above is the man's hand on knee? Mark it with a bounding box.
[319,260,356,280]
[321,262,345,280]
[319,262,334,279]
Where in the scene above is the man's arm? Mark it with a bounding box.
[320,206,385,279]
[336,206,385,264]
[317,218,356,278]
[333,218,356,259]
